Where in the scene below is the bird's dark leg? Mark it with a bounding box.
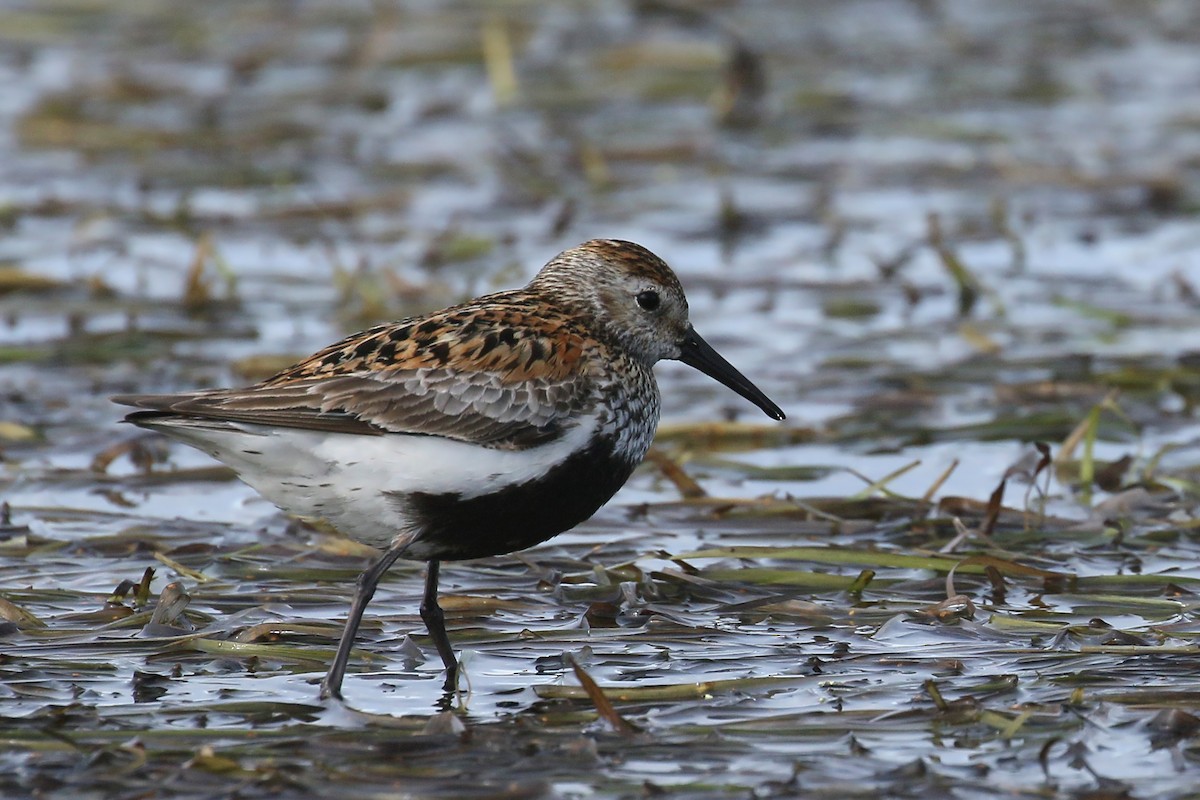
[419,560,458,691]
[321,545,407,701]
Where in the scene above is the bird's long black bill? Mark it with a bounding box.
[677,326,785,420]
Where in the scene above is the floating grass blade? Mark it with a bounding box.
[567,654,640,736]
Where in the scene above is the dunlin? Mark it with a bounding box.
[114,239,784,700]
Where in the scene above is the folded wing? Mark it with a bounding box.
[114,306,596,450]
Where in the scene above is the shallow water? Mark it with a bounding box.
[3,1,1200,797]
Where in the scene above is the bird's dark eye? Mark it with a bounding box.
[636,290,661,311]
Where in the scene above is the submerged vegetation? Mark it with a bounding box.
[2,1,1200,797]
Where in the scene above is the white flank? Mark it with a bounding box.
[144,413,602,550]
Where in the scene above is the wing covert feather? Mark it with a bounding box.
[116,306,599,449]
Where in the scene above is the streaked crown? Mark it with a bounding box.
[529,239,691,365]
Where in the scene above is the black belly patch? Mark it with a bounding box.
[393,440,636,561]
